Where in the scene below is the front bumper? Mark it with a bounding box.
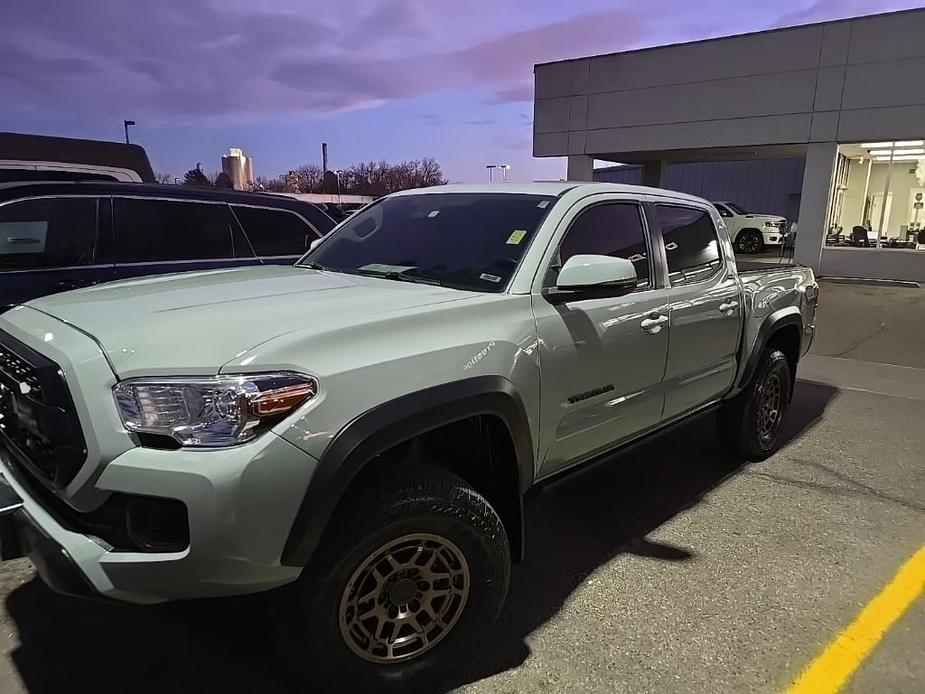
[0,481,101,600]
[762,229,784,245]
[0,306,321,604]
[0,431,318,604]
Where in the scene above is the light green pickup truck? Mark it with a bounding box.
[0,182,817,688]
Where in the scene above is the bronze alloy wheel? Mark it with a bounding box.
[757,371,783,443]
[338,533,470,664]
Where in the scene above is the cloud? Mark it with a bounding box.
[465,119,496,126]
[770,0,919,27]
[417,113,444,126]
[488,85,534,104]
[0,1,647,120]
[345,0,428,46]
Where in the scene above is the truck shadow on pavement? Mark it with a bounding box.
[3,382,837,694]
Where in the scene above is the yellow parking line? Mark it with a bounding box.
[788,544,925,694]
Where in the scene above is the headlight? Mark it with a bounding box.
[113,373,317,447]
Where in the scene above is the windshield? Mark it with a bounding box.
[726,202,748,215]
[298,192,557,292]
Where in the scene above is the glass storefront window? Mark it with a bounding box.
[826,141,925,250]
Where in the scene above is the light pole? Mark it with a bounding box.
[497,164,511,182]
[123,120,135,144]
[486,164,497,182]
[331,170,343,203]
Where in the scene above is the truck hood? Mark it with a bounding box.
[26,265,475,376]
[744,214,786,222]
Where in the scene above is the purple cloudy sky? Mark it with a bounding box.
[1,0,919,181]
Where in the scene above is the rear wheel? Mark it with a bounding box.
[719,348,792,460]
[735,228,764,254]
[277,466,510,690]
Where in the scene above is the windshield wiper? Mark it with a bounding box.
[355,268,444,286]
[301,261,327,270]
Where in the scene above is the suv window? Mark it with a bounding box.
[232,206,318,257]
[549,202,650,288]
[713,204,732,218]
[0,197,98,271]
[115,198,243,263]
[304,193,556,292]
[656,205,722,286]
[296,203,337,235]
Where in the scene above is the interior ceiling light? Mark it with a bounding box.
[871,149,925,156]
[862,140,925,149]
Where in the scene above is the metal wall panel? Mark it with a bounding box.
[594,159,806,219]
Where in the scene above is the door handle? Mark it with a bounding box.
[719,300,739,315]
[640,314,669,334]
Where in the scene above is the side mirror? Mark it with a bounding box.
[543,254,637,305]
[309,237,324,251]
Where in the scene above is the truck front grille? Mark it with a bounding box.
[0,330,86,488]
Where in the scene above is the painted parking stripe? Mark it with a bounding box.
[788,544,925,693]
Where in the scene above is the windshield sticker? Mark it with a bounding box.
[506,229,527,245]
[427,210,440,218]
[359,263,416,273]
[537,200,550,208]
[479,273,502,283]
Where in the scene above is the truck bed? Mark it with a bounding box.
[736,261,803,274]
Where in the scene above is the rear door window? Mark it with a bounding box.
[232,206,318,257]
[114,198,247,263]
[0,197,98,270]
[656,205,723,286]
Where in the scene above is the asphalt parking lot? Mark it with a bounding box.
[0,279,922,693]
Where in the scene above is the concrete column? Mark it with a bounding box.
[642,160,666,188]
[566,155,594,181]
[794,142,838,271]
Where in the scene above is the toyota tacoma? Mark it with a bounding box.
[0,182,817,688]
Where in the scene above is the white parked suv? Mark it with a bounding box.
[712,201,788,254]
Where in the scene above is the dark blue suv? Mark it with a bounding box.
[0,182,336,309]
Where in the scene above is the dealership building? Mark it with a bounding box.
[533,8,925,282]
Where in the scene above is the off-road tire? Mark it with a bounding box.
[276,466,510,691]
[719,348,792,461]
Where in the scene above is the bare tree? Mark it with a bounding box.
[252,159,447,198]
[154,171,174,184]
[250,176,286,192]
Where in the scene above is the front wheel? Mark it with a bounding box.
[735,228,764,254]
[719,348,792,460]
[277,467,510,690]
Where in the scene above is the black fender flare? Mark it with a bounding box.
[729,308,803,398]
[281,376,534,566]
